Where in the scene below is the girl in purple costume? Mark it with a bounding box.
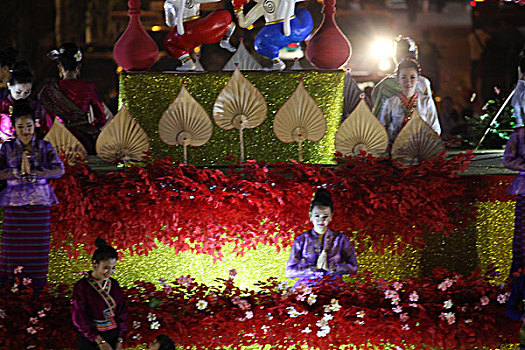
[0,101,64,289]
[72,238,128,350]
[285,189,357,288]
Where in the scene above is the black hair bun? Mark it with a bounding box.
[314,188,332,201]
[94,237,108,248]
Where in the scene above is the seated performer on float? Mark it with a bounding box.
[163,0,236,71]
[379,58,440,145]
[372,36,433,119]
[232,0,313,71]
[503,48,525,275]
[285,189,357,288]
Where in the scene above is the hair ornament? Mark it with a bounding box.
[47,49,61,61]
[74,50,82,62]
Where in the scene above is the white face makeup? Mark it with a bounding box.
[309,205,333,234]
[398,67,419,98]
[14,115,35,145]
[7,82,32,100]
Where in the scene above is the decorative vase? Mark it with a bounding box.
[305,0,351,70]
[113,0,159,71]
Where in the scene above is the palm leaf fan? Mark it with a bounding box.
[158,84,213,164]
[273,79,326,162]
[391,111,445,166]
[335,99,388,157]
[213,67,267,162]
[342,71,364,121]
[44,117,88,165]
[222,39,262,71]
[96,105,150,164]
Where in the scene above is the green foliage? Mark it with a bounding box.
[463,95,516,149]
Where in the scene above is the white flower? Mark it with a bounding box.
[29,317,38,324]
[266,312,274,320]
[147,312,157,321]
[245,311,254,319]
[330,299,341,312]
[355,320,365,325]
[442,312,456,324]
[307,294,317,305]
[261,325,269,333]
[27,327,37,334]
[37,310,46,318]
[0,309,5,319]
[11,285,18,293]
[401,324,410,331]
[150,321,160,330]
[444,299,453,309]
[196,300,208,310]
[409,303,418,308]
[133,321,141,329]
[464,319,473,324]
[132,334,142,340]
[287,306,300,317]
[497,293,508,304]
[301,326,312,333]
[316,318,329,328]
[392,306,403,313]
[356,311,365,318]
[317,330,328,337]
[323,313,334,321]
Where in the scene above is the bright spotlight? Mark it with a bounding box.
[378,58,392,71]
[371,39,395,59]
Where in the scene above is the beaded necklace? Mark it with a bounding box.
[399,92,418,126]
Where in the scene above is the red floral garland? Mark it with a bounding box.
[49,152,489,258]
[0,268,519,349]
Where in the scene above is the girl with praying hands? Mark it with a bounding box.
[285,189,357,288]
[72,238,128,350]
[379,58,441,146]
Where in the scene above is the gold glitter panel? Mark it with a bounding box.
[118,71,345,165]
[49,236,419,289]
[476,200,515,285]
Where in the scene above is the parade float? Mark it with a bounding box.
[1,0,523,349]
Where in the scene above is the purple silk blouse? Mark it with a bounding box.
[72,277,129,342]
[503,128,525,195]
[285,228,357,287]
[0,137,64,207]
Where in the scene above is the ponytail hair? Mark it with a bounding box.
[309,188,333,212]
[8,61,33,86]
[92,237,118,263]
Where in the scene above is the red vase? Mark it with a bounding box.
[306,0,351,70]
[113,0,159,71]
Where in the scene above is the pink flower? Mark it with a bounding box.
[401,324,410,331]
[27,346,36,349]
[229,269,238,278]
[26,327,37,334]
[14,266,23,274]
[392,281,403,291]
[392,306,403,313]
[38,310,46,318]
[400,313,409,322]
[409,291,419,302]
[22,278,32,286]
[29,317,38,324]
[480,296,490,306]
[43,304,51,312]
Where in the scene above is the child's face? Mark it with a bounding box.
[398,67,418,98]
[8,82,32,100]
